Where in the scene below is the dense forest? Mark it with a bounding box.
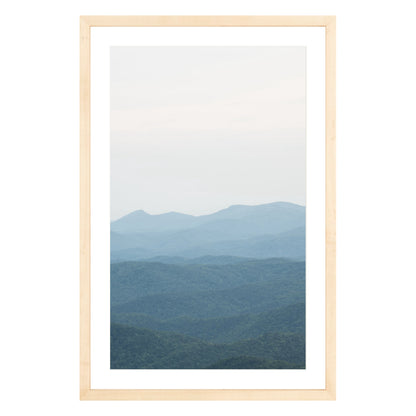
[110,202,306,369]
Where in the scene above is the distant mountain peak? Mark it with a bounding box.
[114,201,305,223]
[160,211,195,217]
[115,209,149,219]
[222,201,304,211]
[232,201,303,208]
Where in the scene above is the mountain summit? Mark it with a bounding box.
[111,201,305,234]
[111,202,305,262]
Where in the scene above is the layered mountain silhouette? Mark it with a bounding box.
[111,202,305,262]
[110,201,306,369]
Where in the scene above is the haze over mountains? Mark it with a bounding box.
[111,202,305,262]
[110,201,306,369]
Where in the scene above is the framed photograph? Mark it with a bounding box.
[80,15,336,400]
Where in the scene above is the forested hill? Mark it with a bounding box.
[111,257,305,368]
[111,323,305,369]
[110,202,306,369]
[111,257,305,305]
[112,302,305,344]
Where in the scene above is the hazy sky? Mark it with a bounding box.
[111,46,305,220]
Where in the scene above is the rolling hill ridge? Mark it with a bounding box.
[110,202,306,369]
[111,202,305,261]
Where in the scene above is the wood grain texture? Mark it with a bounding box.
[79,16,91,399]
[325,17,336,400]
[80,389,333,401]
[81,15,334,27]
[79,15,336,401]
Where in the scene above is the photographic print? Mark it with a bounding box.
[110,46,306,370]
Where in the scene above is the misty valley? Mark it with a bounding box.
[110,201,305,369]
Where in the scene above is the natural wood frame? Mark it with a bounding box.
[80,15,336,401]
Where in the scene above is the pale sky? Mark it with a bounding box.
[111,46,305,220]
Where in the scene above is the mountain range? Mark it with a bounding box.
[111,202,305,262]
[110,201,306,369]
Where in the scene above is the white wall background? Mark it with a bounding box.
[0,0,415,414]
